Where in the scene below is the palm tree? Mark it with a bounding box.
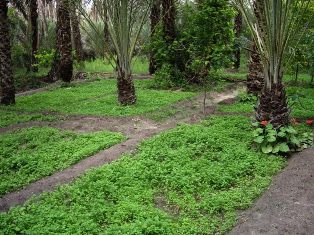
[234,11,242,70]
[48,0,73,82]
[0,0,16,105]
[162,0,176,42]
[30,0,39,72]
[70,1,83,62]
[233,0,310,128]
[149,0,161,75]
[247,44,264,95]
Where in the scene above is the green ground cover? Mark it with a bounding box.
[0,127,125,195]
[0,116,286,234]
[83,57,149,74]
[219,86,314,119]
[5,80,196,116]
[0,110,57,128]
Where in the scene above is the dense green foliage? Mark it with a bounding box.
[219,86,314,118]
[0,127,125,195]
[5,80,196,116]
[0,116,285,234]
[150,0,234,88]
[0,110,57,128]
[252,123,313,154]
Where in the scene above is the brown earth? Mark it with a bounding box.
[229,147,314,235]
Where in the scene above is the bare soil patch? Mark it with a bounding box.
[229,147,314,235]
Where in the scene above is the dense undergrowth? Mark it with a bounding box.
[0,127,125,195]
[219,85,314,119]
[0,110,57,128]
[4,80,196,116]
[0,116,285,234]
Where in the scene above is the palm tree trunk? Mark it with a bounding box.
[256,83,290,128]
[247,44,264,95]
[149,0,161,75]
[30,0,39,72]
[117,69,137,105]
[48,0,73,82]
[162,0,176,42]
[233,11,242,70]
[70,2,83,62]
[0,0,15,105]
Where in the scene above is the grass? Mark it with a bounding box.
[0,127,125,195]
[218,84,314,119]
[0,116,286,234]
[0,110,57,128]
[82,57,149,74]
[5,80,196,116]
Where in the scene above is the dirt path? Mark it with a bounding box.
[229,147,314,235]
[0,85,242,212]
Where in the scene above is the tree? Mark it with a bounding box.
[30,0,39,72]
[0,0,16,105]
[233,0,310,128]
[149,0,161,75]
[89,0,152,105]
[48,0,73,82]
[70,1,84,62]
[233,11,242,70]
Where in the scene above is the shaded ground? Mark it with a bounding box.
[229,147,314,235]
[0,84,242,211]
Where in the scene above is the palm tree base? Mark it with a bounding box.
[117,75,137,105]
[256,83,290,128]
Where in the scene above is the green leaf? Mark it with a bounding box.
[262,144,273,154]
[279,143,290,153]
[267,135,277,142]
[277,131,286,137]
[254,136,264,144]
[272,144,280,154]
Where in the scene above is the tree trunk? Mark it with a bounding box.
[30,0,39,72]
[256,83,290,129]
[149,0,161,75]
[117,67,137,105]
[233,11,242,70]
[70,3,83,62]
[247,44,264,95]
[0,0,15,105]
[162,0,176,42]
[48,0,73,82]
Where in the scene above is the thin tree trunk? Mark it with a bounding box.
[149,0,161,75]
[0,0,15,105]
[70,2,83,62]
[234,11,242,70]
[30,0,39,72]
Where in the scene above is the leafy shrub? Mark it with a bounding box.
[237,91,257,103]
[34,50,55,68]
[252,122,313,155]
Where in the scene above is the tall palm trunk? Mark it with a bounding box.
[30,0,39,72]
[247,44,264,95]
[48,0,73,82]
[70,2,83,62]
[233,11,242,70]
[162,0,176,41]
[0,0,15,105]
[149,0,161,75]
